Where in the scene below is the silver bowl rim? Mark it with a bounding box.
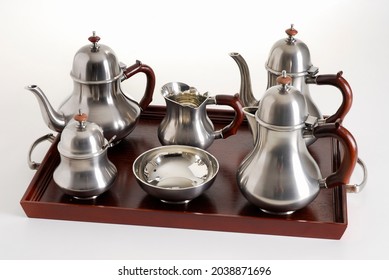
[132,145,219,191]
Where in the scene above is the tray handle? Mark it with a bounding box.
[345,157,368,193]
[28,133,56,170]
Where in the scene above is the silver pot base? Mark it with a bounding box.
[160,199,191,204]
[73,195,99,200]
[260,209,295,215]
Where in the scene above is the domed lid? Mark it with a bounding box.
[256,71,308,128]
[265,25,318,77]
[70,32,122,84]
[58,112,107,158]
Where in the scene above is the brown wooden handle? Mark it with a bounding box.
[315,71,353,123]
[215,93,244,139]
[313,120,358,188]
[122,60,156,111]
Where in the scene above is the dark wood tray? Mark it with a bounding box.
[20,106,347,239]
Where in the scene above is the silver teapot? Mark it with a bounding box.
[237,72,358,215]
[53,112,117,199]
[230,25,353,125]
[26,32,155,143]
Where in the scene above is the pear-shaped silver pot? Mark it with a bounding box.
[26,31,155,143]
[237,73,359,215]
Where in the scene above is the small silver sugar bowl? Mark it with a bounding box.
[53,112,117,199]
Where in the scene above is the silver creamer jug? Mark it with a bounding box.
[236,72,358,215]
[158,82,244,150]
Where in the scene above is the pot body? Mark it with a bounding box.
[158,82,244,150]
[158,94,216,150]
[59,80,141,142]
[237,126,322,214]
[53,151,117,199]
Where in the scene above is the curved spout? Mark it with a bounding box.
[26,85,66,132]
[229,52,258,107]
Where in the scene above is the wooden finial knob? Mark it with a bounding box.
[74,113,88,123]
[285,24,298,37]
[276,70,292,85]
[88,31,100,44]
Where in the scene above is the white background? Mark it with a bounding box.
[1,0,388,261]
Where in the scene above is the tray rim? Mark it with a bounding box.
[20,105,348,239]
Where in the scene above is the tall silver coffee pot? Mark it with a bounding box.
[237,72,358,215]
[230,25,353,125]
[26,32,155,143]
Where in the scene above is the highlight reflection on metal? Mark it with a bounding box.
[133,145,219,204]
[158,82,244,149]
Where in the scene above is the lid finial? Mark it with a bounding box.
[74,111,88,129]
[285,24,298,41]
[276,70,292,89]
[88,31,100,52]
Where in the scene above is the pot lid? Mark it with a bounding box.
[58,112,107,158]
[70,32,122,84]
[256,71,308,128]
[265,25,318,77]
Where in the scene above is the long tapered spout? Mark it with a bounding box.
[26,85,66,132]
[229,52,259,107]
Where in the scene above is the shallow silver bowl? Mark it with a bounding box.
[133,145,219,204]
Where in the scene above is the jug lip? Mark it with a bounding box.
[161,82,209,108]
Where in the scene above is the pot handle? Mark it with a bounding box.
[122,60,156,111]
[28,133,56,170]
[313,120,358,188]
[307,71,353,123]
[212,93,244,139]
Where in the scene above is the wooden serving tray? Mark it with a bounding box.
[21,106,347,239]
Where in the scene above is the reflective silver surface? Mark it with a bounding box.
[265,25,314,77]
[242,106,259,144]
[229,52,258,107]
[237,127,322,215]
[53,153,117,199]
[57,115,106,158]
[265,25,321,120]
[27,133,56,170]
[53,114,117,199]
[26,32,153,143]
[256,75,308,127]
[70,32,122,84]
[237,76,323,214]
[158,82,220,150]
[133,145,219,204]
[229,25,321,123]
